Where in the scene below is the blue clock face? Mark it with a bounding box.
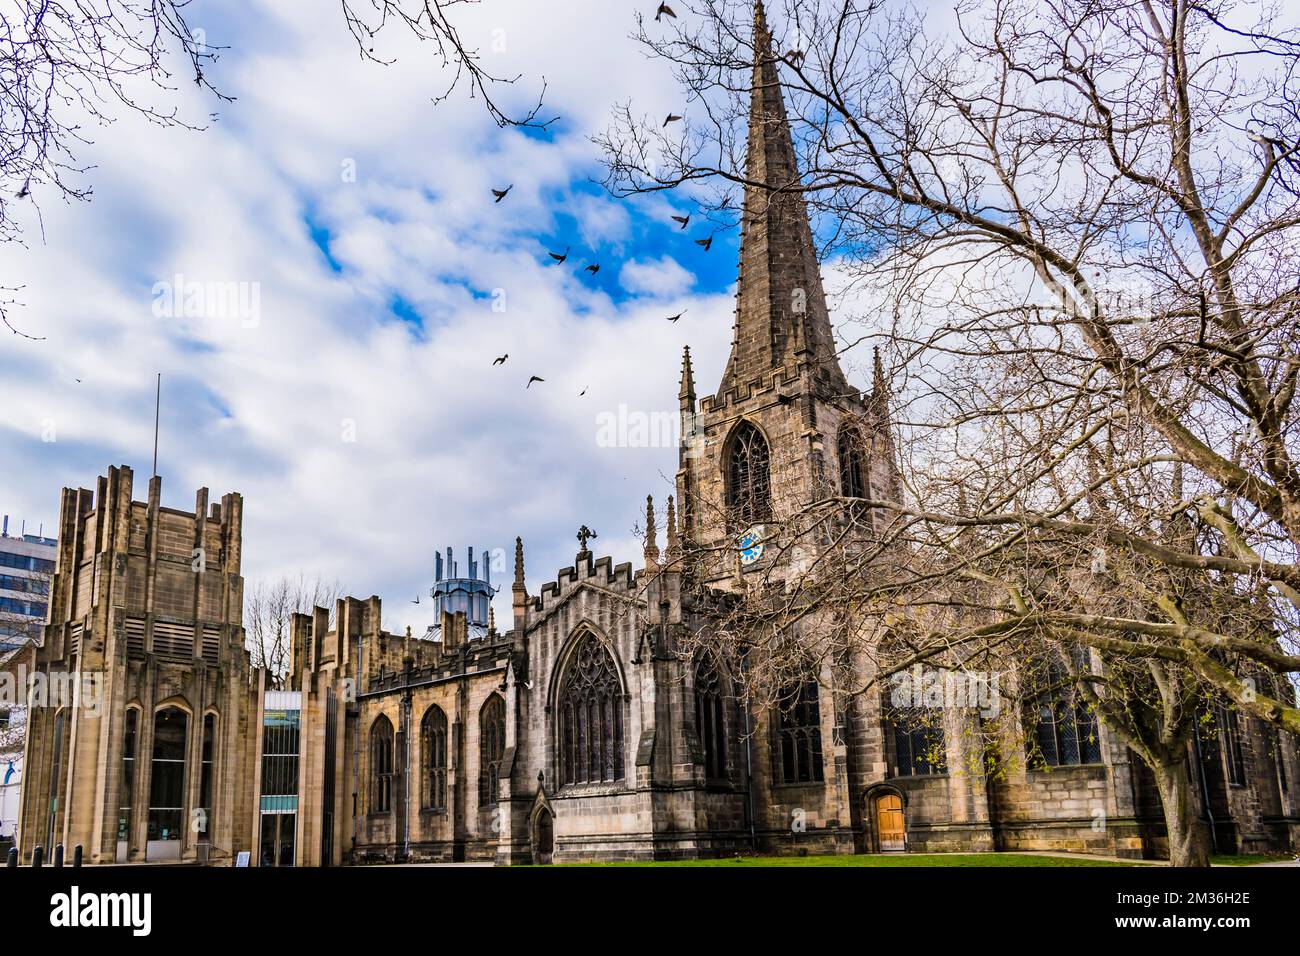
[737,525,765,565]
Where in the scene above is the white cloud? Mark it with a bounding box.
[618,256,695,298]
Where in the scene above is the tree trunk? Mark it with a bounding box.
[1152,754,1211,867]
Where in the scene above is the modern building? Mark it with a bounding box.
[0,519,57,649]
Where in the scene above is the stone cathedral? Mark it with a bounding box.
[17,4,1298,866]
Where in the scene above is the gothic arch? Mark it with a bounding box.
[479,694,507,807]
[545,623,629,711]
[553,630,627,787]
[722,418,773,527]
[836,422,869,499]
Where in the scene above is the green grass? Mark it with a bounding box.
[569,852,1133,868]
[1209,853,1295,866]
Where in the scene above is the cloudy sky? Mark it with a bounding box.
[0,0,879,634]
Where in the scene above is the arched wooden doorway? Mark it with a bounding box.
[533,807,554,865]
[875,793,906,852]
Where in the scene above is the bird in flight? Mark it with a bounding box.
[584,263,601,275]
[548,247,570,264]
[527,375,546,388]
[671,214,690,229]
[493,354,509,365]
[492,185,513,203]
[785,48,806,64]
[579,386,588,397]
[655,3,677,21]
[663,113,683,127]
[695,236,713,252]
[411,595,421,604]
[666,310,687,323]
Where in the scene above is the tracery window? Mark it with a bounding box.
[887,706,945,776]
[479,695,506,806]
[370,716,394,814]
[726,421,772,527]
[1221,705,1246,787]
[422,705,448,811]
[1027,655,1101,768]
[559,634,625,786]
[695,656,728,780]
[774,680,824,784]
[837,424,869,499]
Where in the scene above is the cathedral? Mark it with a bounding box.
[16,5,1298,866]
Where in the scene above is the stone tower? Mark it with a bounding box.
[18,466,263,864]
[677,0,890,587]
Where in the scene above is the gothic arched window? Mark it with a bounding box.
[774,680,824,784]
[837,424,869,499]
[726,421,772,527]
[560,634,625,786]
[422,705,448,811]
[479,695,506,806]
[886,706,945,776]
[370,716,394,814]
[695,655,728,780]
[1027,654,1101,768]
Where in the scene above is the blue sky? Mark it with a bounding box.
[0,0,874,633]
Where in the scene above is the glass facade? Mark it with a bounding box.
[259,691,301,866]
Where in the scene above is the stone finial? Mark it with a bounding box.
[679,345,696,404]
[488,605,497,635]
[512,537,526,596]
[644,495,660,569]
[871,346,889,405]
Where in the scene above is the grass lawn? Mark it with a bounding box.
[1209,853,1295,866]
[570,852,1133,868]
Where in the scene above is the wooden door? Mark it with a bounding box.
[876,794,905,851]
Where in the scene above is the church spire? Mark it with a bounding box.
[721,0,847,397]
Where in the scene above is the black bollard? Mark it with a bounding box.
[73,845,83,867]
[6,847,16,868]
[53,843,64,867]
[31,844,43,867]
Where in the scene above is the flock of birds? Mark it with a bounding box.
[487,3,716,395]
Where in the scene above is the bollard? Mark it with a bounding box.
[6,847,15,868]
[31,844,43,867]
[53,843,64,867]
[73,845,83,868]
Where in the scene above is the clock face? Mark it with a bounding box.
[737,525,766,566]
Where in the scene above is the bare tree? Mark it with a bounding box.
[339,0,549,129]
[245,574,342,688]
[606,0,1300,865]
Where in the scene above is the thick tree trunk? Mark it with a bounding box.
[1152,755,1211,867]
